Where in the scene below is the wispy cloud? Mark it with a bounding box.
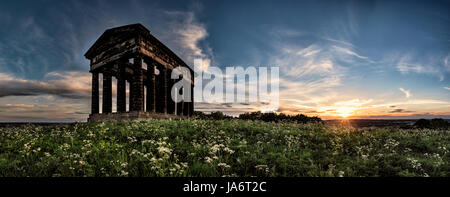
[331,45,370,60]
[444,87,450,90]
[399,88,412,98]
[164,11,214,70]
[396,53,448,81]
[296,45,322,57]
[265,27,378,117]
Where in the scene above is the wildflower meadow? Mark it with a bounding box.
[0,119,448,177]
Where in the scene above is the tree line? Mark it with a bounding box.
[193,111,323,123]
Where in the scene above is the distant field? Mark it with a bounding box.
[0,119,448,177]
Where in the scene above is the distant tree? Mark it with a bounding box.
[414,118,449,129]
[209,111,230,120]
[194,110,323,123]
[238,111,322,123]
[430,118,449,129]
[193,111,207,119]
[193,111,233,120]
[414,119,431,129]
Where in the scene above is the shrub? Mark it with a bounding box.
[430,118,449,129]
[239,111,322,123]
[414,118,449,129]
[414,119,431,129]
[193,111,233,120]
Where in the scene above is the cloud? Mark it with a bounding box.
[296,45,322,57]
[0,104,36,113]
[444,54,449,72]
[316,99,373,116]
[269,28,375,86]
[5,104,34,108]
[170,12,208,57]
[0,71,91,99]
[0,14,91,79]
[273,44,340,81]
[444,87,450,90]
[388,109,414,113]
[331,45,369,60]
[396,54,448,81]
[355,99,448,109]
[265,28,378,117]
[0,93,90,122]
[161,11,214,71]
[399,88,411,98]
[334,99,373,106]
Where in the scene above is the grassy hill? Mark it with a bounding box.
[0,119,448,177]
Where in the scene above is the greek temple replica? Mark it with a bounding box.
[85,24,194,122]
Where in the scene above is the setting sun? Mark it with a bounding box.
[335,107,356,118]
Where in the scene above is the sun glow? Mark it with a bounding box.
[335,106,357,118]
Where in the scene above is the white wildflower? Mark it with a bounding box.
[204,157,213,164]
[218,163,231,168]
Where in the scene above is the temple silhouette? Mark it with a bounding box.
[85,24,194,122]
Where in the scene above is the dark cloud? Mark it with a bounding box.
[278,106,308,113]
[74,111,90,115]
[389,109,414,113]
[221,103,233,108]
[195,102,259,115]
[0,72,90,99]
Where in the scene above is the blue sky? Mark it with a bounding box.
[0,0,449,121]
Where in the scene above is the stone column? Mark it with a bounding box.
[128,78,132,112]
[176,85,183,116]
[102,69,112,114]
[155,63,167,114]
[167,74,175,114]
[183,100,188,116]
[190,72,194,116]
[131,56,144,112]
[182,76,188,116]
[190,101,194,117]
[162,65,168,114]
[117,62,126,113]
[154,64,162,113]
[91,71,99,114]
[146,59,155,112]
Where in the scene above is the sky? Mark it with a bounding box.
[0,0,449,122]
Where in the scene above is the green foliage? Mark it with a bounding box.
[193,111,233,120]
[414,118,449,129]
[239,111,322,123]
[194,111,322,123]
[0,119,448,177]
